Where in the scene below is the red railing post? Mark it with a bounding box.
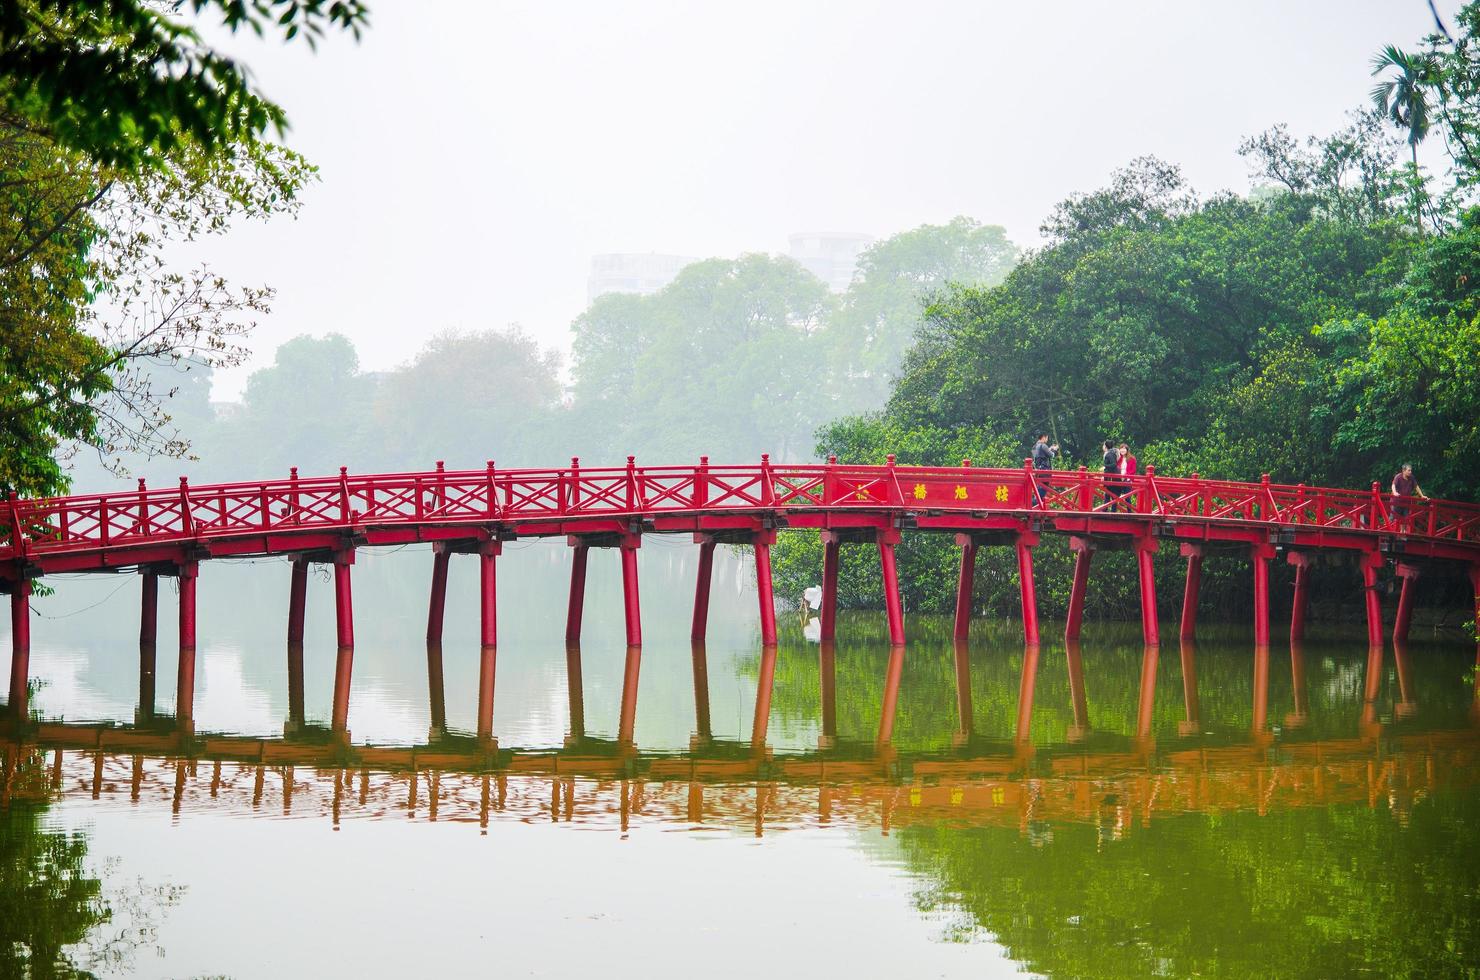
[1191,472,1203,517]
[486,460,498,518]
[884,453,900,505]
[1258,472,1272,523]
[289,467,300,526]
[1023,457,1036,509]
[824,454,838,505]
[1077,465,1091,511]
[136,478,149,535]
[435,460,446,513]
[339,467,351,525]
[694,456,709,509]
[1141,465,1156,514]
[761,454,777,507]
[1370,481,1382,529]
[625,456,638,512]
[178,478,194,535]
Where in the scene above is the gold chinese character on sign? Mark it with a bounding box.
[954,486,968,500]
[854,489,869,501]
[995,485,1009,502]
[912,483,927,500]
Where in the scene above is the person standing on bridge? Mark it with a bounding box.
[1390,463,1427,531]
[1117,443,1139,511]
[1102,440,1121,511]
[1031,434,1058,506]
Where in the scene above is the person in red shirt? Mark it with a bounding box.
[1117,443,1139,510]
[1389,463,1427,530]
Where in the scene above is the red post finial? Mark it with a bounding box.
[1146,464,1155,476]
[698,455,708,466]
[1192,472,1199,480]
[886,454,896,466]
[340,466,348,477]
[627,455,636,466]
[828,454,837,465]
[1261,472,1270,483]
[138,477,147,491]
[487,460,496,471]
[962,458,971,467]
[1023,457,1032,469]
[179,476,188,488]
[436,460,445,472]
[571,456,580,467]
[761,453,770,462]
[290,466,298,479]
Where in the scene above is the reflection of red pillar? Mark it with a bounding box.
[819,537,840,641]
[1289,553,1311,642]
[476,644,496,741]
[1016,532,1040,646]
[620,538,642,647]
[1178,639,1200,733]
[878,534,905,646]
[177,564,198,726]
[8,581,31,719]
[1252,642,1270,734]
[690,539,714,642]
[288,558,308,644]
[953,639,974,738]
[333,551,354,649]
[1135,644,1159,741]
[1252,545,1272,648]
[818,642,837,742]
[1015,643,1041,742]
[331,644,354,732]
[1179,544,1202,642]
[953,537,977,642]
[1287,640,1309,727]
[752,643,777,747]
[1393,640,1416,717]
[427,549,450,643]
[1065,640,1089,738]
[140,572,158,646]
[754,534,777,646]
[618,644,641,744]
[1393,564,1420,645]
[565,643,584,739]
[690,642,710,740]
[1065,539,1093,643]
[1362,642,1384,734]
[1361,552,1383,649]
[287,641,305,727]
[878,643,905,745]
[479,545,498,648]
[425,641,445,732]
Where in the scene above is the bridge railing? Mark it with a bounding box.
[4,461,1478,562]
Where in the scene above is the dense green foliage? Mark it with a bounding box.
[0,0,367,170]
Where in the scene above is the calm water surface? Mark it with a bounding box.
[3,541,1478,978]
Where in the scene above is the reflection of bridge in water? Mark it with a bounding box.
[5,460,1480,734]
[5,724,1476,836]
[5,627,1476,834]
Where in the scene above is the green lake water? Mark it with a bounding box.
[3,540,1477,978]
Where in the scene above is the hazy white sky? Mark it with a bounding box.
[195,0,1458,398]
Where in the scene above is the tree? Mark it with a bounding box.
[824,217,1018,413]
[0,0,368,171]
[1371,45,1436,229]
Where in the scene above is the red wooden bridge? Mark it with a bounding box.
[4,456,1479,732]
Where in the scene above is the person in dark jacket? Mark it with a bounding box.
[1101,440,1120,511]
[1030,434,1058,506]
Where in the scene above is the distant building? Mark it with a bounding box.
[787,232,874,292]
[588,253,697,304]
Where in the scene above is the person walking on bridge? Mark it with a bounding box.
[1031,434,1058,506]
[1390,463,1427,531]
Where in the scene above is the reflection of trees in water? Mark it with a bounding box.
[896,792,1480,977]
[1,748,182,977]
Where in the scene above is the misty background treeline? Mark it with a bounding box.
[67,216,1019,488]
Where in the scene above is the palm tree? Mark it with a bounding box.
[1371,44,1435,230]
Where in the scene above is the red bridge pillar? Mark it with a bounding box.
[953,535,977,643]
[819,534,840,642]
[878,528,905,647]
[1360,551,1384,650]
[1134,536,1160,646]
[1393,563,1421,645]
[287,557,308,645]
[1251,543,1275,648]
[8,580,32,721]
[1178,543,1203,642]
[330,549,355,733]
[1470,564,1480,684]
[620,536,642,647]
[1288,552,1311,642]
[477,542,499,743]
[140,571,158,647]
[176,562,198,728]
[690,538,714,642]
[427,548,450,643]
[1064,537,1094,643]
[1016,530,1040,647]
[754,530,778,647]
